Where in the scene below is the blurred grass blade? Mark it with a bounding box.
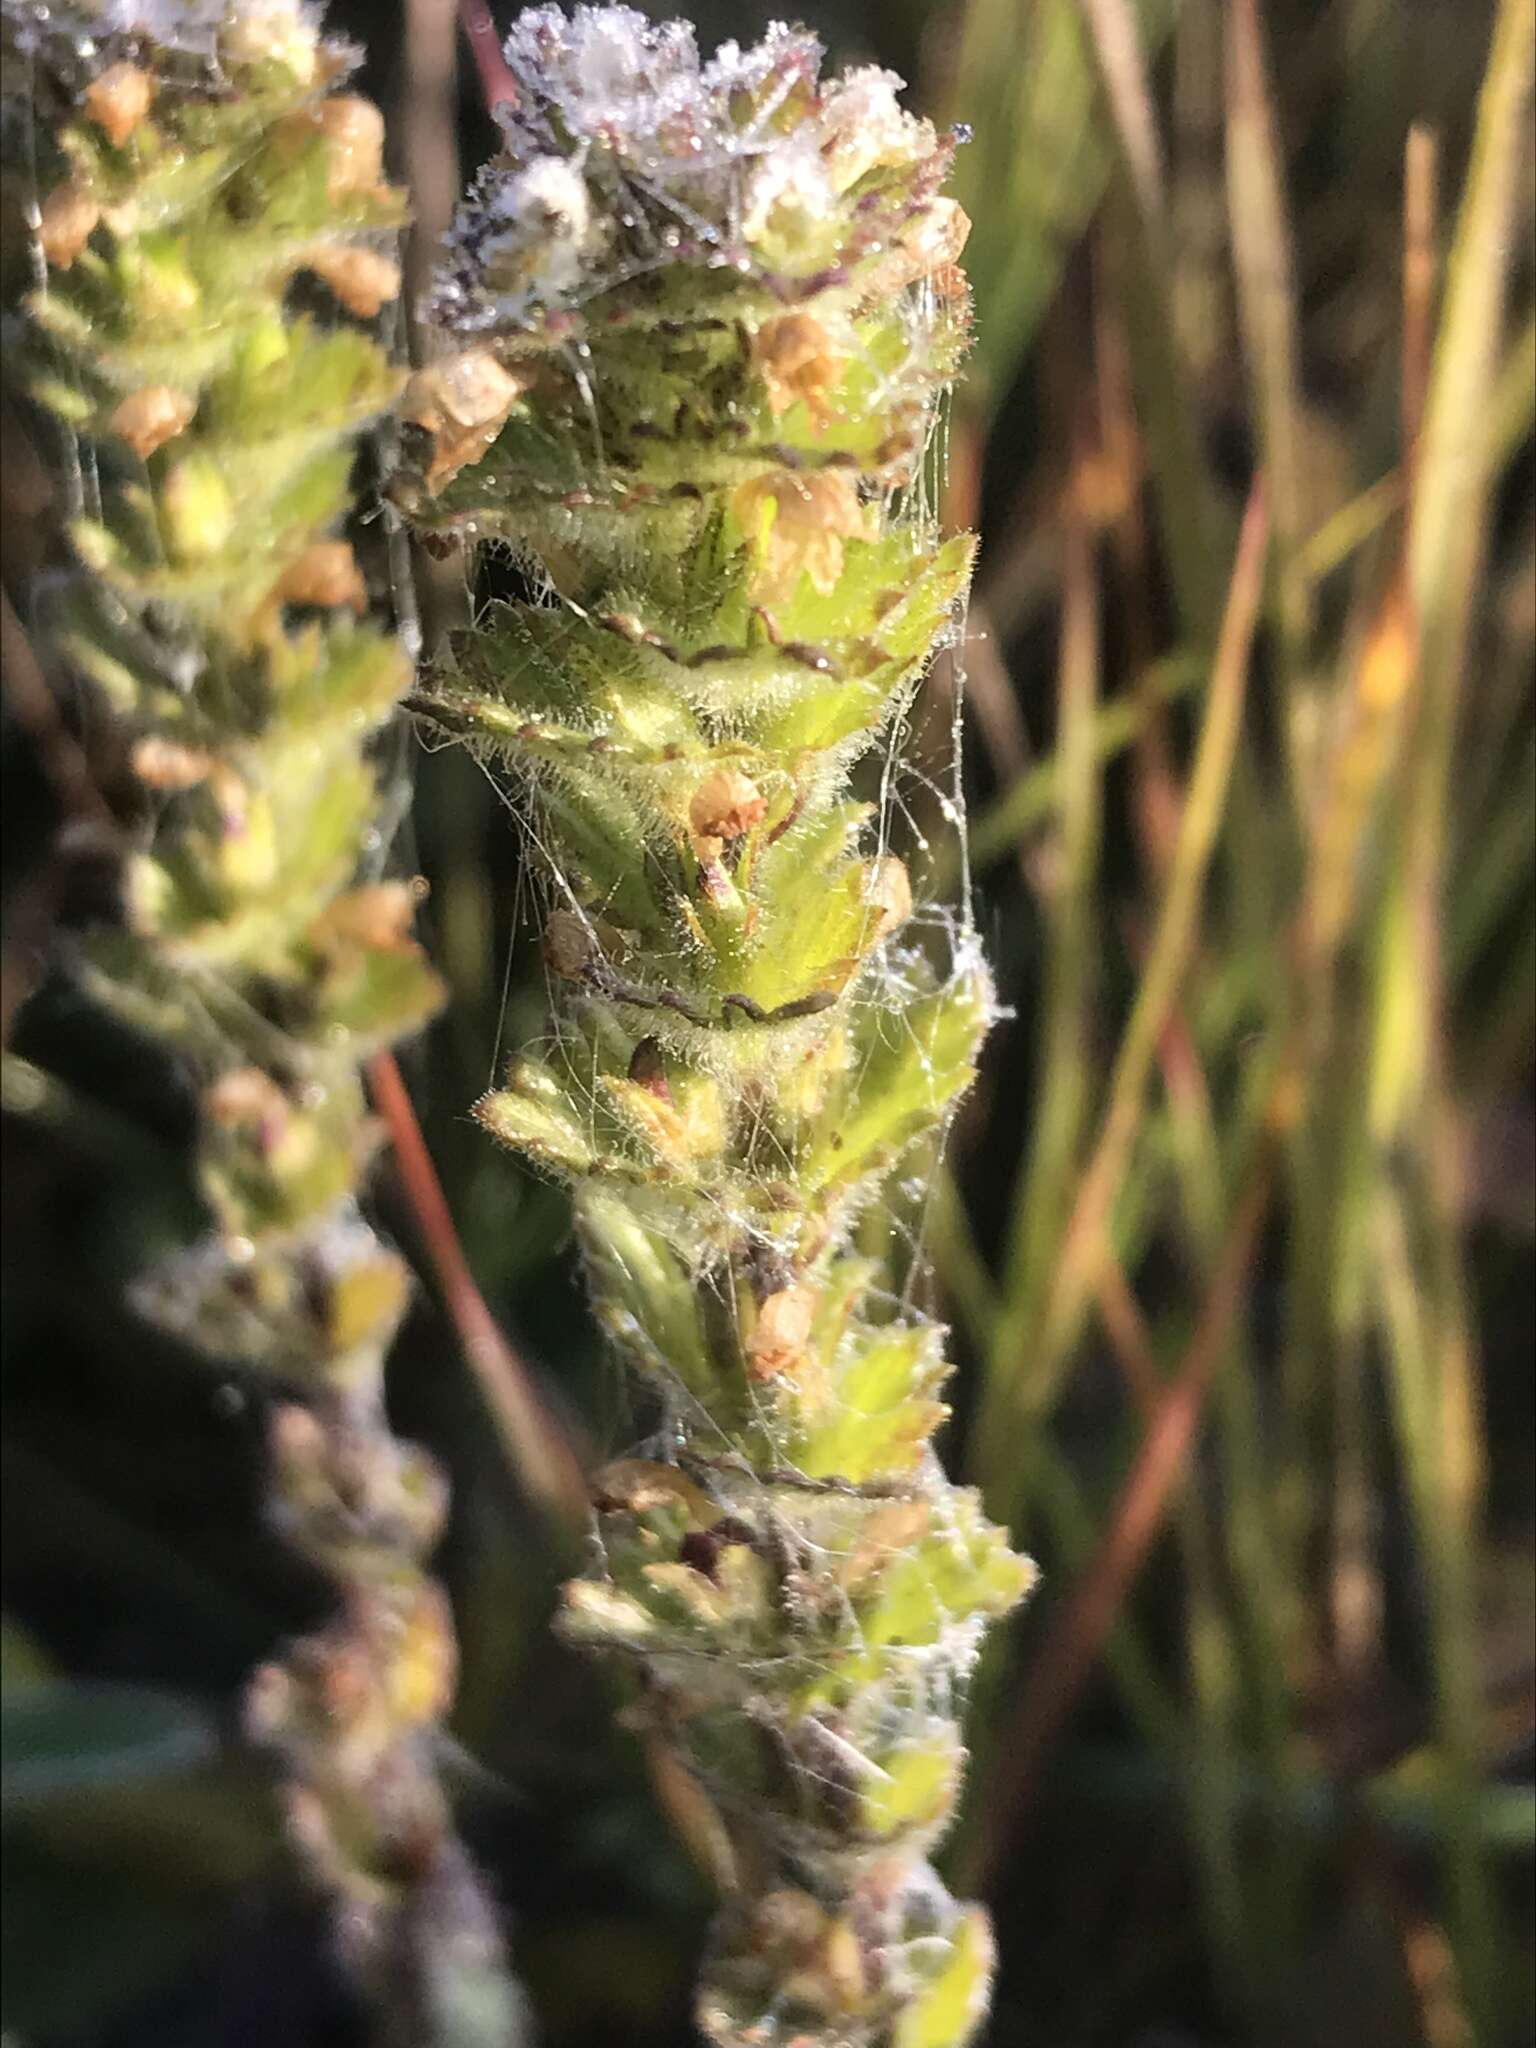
[1374,1180,1502,2040]
[978,484,1269,1521]
[1078,0,1232,644]
[1401,125,1440,488]
[945,0,1178,412]
[959,653,1205,877]
[1,1683,215,1809]
[1225,0,1312,687]
[989,439,1102,1432]
[967,1149,1277,1888]
[1410,0,1535,625]
[1403,0,1535,933]
[1491,311,1536,457]
[1363,10,1535,2004]
[367,1048,590,1542]
[1298,473,1404,583]
[1078,0,1167,218]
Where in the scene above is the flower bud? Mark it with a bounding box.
[306,246,400,319]
[315,96,385,199]
[110,386,195,460]
[275,540,367,613]
[747,1285,817,1382]
[402,352,527,492]
[753,314,843,425]
[543,908,599,979]
[38,185,99,268]
[161,454,234,561]
[689,769,766,841]
[84,64,154,148]
[864,854,913,941]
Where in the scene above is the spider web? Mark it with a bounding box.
[406,259,987,1517]
[394,20,1023,1984]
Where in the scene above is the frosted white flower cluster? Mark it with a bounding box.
[431,4,943,334]
[2,0,321,74]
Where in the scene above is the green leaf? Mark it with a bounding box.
[1,1683,215,1809]
[785,1319,950,1483]
[575,1188,722,1411]
[2,1747,278,2038]
[801,958,992,1202]
[477,1066,599,1177]
[0,1623,53,1688]
[892,1906,996,2048]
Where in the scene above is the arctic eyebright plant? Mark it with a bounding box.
[398,11,1034,2046]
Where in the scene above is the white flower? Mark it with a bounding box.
[25,0,325,72]
[492,156,593,240]
[819,67,931,193]
[480,154,605,306]
[740,138,833,245]
[219,0,321,81]
[502,5,700,152]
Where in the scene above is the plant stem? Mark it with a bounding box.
[367,1047,589,1538]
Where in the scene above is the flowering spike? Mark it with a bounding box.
[2,3,522,2038]
[403,11,1033,2045]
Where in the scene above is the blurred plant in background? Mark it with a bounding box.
[930,7,1534,2047]
[0,3,528,2044]
[1,3,1532,2048]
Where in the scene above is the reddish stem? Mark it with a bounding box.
[367,1048,589,1533]
[458,0,519,115]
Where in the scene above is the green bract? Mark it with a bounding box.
[2,3,517,2039]
[402,12,1034,2046]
